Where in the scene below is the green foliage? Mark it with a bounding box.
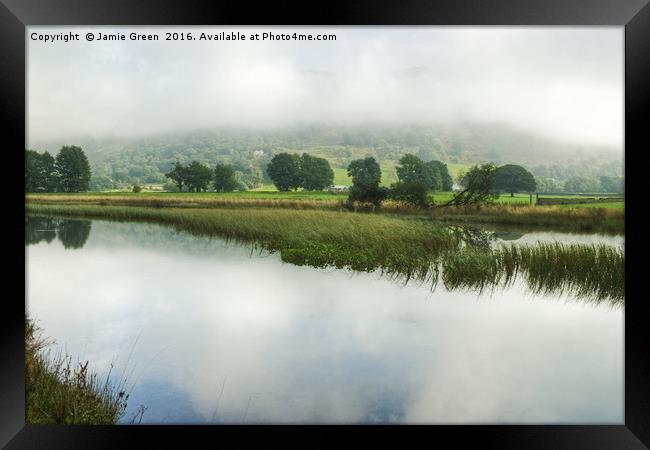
[232,159,264,189]
[213,163,239,192]
[184,161,213,192]
[300,153,334,191]
[26,150,44,193]
[389,181,430,208]
[427,160,453,190]
[164,160,213,192]
[27,147,91,193]
[347,157,382,187]
[395,153,437,188]
[450,163,499,206]
[162,182,180,192]
[26,320,133,424]
[564,175,602,193]
[494,164,537,196]
[347,157,388,207]
[267,153,303,191]
[33,125,620,189]
[534,176,565,194]
[132,185,142,193]
[599,176,624,194]
[26,150,58,193]
[164,162,187,191]
[55,146,91,192]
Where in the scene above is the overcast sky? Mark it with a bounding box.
[27,27,623,149]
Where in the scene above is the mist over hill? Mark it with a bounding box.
[30,122,623,190]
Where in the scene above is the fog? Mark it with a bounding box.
[28,27,623,149]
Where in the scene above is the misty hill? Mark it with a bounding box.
[30,122,623,190]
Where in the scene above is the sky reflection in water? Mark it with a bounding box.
[26,218,623,424]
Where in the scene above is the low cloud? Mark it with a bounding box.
[28,26,623,149]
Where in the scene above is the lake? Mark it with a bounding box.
[25,216,624,424]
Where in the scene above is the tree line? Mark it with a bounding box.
[164,161,243,192]
[163,153,338,193]
[342,155,538,209]
[266,153,334,191]
[26,146,92,192]
[76,125,622,190]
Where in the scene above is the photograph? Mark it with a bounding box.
[23,25,627,426]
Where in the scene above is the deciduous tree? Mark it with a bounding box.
[55,146,91,192]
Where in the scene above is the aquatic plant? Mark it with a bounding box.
[25,204,624,304]
[25,319,136,424]
[440,243,624,304]
[27,192,624,233]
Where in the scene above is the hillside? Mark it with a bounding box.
[29,122,623,190]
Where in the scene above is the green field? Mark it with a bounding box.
[33,190,624,209]
[28,189,624,235]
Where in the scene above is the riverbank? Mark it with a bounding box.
[27,193,624,233]
[26,319,133,424]
[26,204,624,302]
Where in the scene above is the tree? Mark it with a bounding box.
[55,146,91,192]
[564,175,601,193]
[132,185,142,193]
[25,150,44,192]
[40,152,57,192]
[26,150,58,192]
[347,157,389,207]
[534,176,564,194]
[396,154,438,189]
[165,162,187,191]
[213,163,239,192]
[267,153,303,192]
[184,161,213,192]
[493,164,537,197]
[446,163,499,206]
[599,175,624,194]
[427,160,453,191]
[389,181,430,208]
[300,153,334,191]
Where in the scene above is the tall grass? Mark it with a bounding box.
[441,243,624,304]
[26,204,624,304]
[27,193,624,233]
[428,203,623,233]
[26,203,459,280]
[26,319,135,424]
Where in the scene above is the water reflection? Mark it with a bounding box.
[25,219,624,424]
[25,216,624,304]
[26,216,91,249]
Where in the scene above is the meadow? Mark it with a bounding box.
[27,191,625,233]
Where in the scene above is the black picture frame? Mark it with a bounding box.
[3,0,648,447]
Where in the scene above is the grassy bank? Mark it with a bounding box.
[27,193,624,233]
[26,204,624,302]
[26,320,133,424]
[427,204,623,233]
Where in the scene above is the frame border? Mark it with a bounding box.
[3,0,648,447]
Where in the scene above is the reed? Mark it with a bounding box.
[27,193,624,233]
[25,319,133,424]
[441,243,624,304]
[26,204,624,304]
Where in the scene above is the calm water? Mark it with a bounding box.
[25,216,624,424]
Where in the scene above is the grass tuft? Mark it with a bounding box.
[26,319,135,424]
